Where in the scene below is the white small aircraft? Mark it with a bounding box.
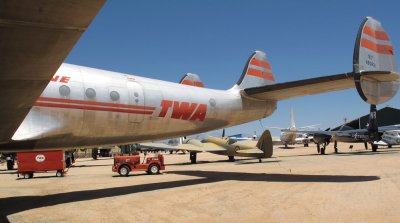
[270,108,318,147]
[0,2,398,154]
[380,130,400,148]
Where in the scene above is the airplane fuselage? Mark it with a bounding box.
[2,64,276,151]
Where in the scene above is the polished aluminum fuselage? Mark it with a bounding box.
[3,64,276,151]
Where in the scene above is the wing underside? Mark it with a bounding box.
[0,1,105,143]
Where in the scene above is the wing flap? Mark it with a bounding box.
[0,1,105,143]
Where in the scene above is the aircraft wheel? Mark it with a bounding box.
[259,159,262,163]
[190,152,197,164]
[304,143,308,147]
[372,144,378,152]
[228,156,235,162]
[388,145,392,148]
[29,173,34,178]
[148,164,160,175]
[317,144,320,153]
[119,165,130,176]
[23,173,30,179]
[321,146,326,155]
[6,160,14,170]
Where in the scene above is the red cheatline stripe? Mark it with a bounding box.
[34,102,154,115]
[363,26,390,41]
[361,38,394,55]
[247,68,275,81]
[37,97,155,111]
[250,58,272,70]
[181,80,205,87]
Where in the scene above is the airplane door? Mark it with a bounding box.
[127,80,145,123]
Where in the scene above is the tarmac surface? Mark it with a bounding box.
[1,143,400,223]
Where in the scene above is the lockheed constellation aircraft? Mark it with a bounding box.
[0,1,398,153]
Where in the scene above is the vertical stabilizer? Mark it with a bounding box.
[353,16,399,104]
[290,108,296,129]
[236,51,276,89]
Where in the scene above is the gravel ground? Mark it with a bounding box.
[1,143,399,223]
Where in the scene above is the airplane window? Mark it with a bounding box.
[85,88,96,99]
[59,85,70,97]
[110,91,120,101]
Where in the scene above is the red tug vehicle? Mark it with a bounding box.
[112,153,165,176]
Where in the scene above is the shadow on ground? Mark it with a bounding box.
[0,170,379,222]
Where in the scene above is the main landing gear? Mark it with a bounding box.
[317,142,328,155]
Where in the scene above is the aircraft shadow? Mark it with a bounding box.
[0,170,379,222]
[0,171,17,175]
[71,164,112,168]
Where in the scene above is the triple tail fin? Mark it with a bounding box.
[290,108,296,129]
[179,73,204,87]
[256,130,273,158]
[236,51,276,89]
[354,16,399,104]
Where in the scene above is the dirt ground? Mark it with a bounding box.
[1,143,400,223]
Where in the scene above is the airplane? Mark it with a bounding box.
[283,105,400,154]
[0,1,398,159]
[269,108,318,148]
[380,130,400,148]
[141,130,273,163]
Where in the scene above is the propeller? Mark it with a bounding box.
[222,128,225,138]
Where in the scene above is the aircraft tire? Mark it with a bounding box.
[317,144,320,153]
[148,164,160,174]
[228,156,235,162]
[321,147,325,155]
[372,144,378,152]
[190,152,197,164]
[119,165,130,176]
[388,145,392,148]
[6,160,14,170]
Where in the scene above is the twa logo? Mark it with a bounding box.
[158,100,207,121]
[51,75,71,83]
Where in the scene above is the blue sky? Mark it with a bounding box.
[65,0,400,137]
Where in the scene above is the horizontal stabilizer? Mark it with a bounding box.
[243,17,399,104]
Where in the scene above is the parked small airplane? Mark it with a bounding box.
[0,1,398,154]
[142,130,273,163]
[380,130,400,148]
[269,108,318,148]
[283,105,400,154]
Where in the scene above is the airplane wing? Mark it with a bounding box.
[243,72,397,101]
[0,1,106,143]
[140,142,226,153]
